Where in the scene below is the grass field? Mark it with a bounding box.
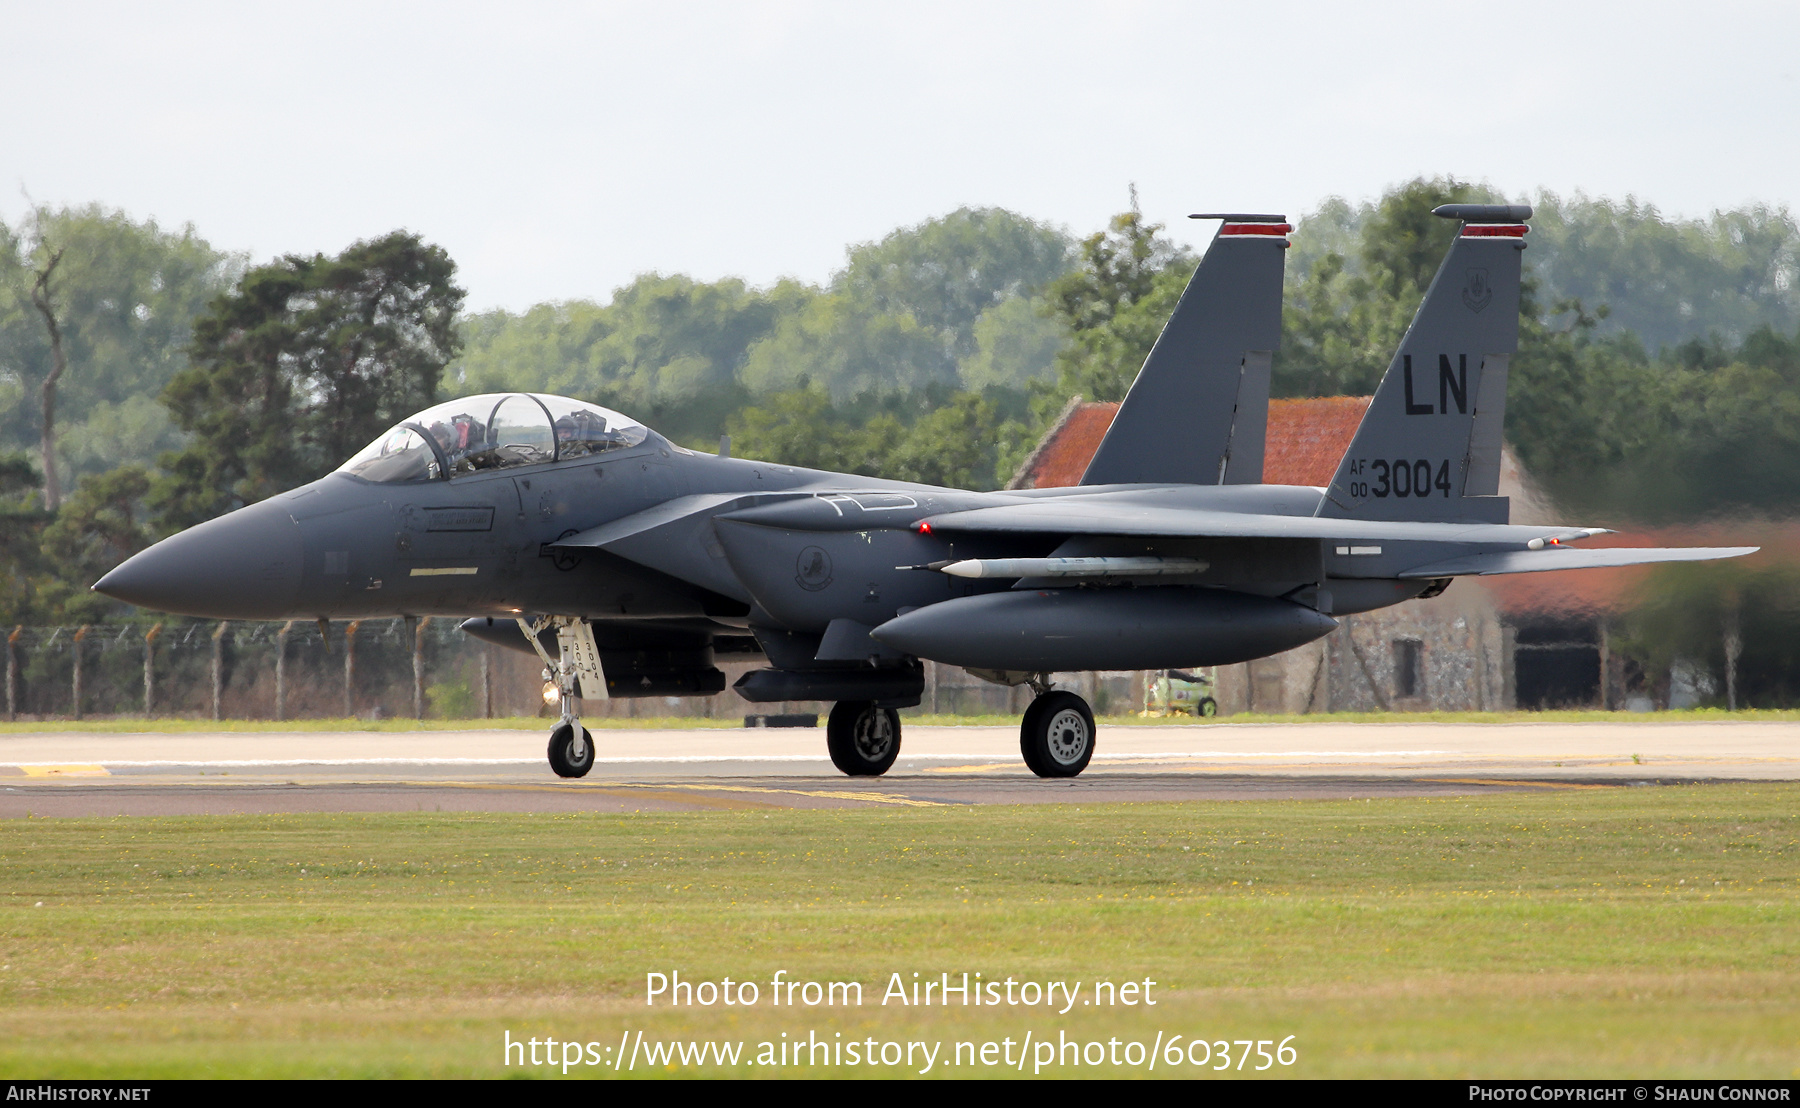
[2,706,1797,734]
[1,783,1796,1078]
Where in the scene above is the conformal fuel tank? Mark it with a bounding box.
[869,587,1337,672]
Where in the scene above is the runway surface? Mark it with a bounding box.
[1,720,1794,815]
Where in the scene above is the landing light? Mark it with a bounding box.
[542,681,561,705]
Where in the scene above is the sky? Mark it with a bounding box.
[5,0,1799,312]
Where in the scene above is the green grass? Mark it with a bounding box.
[3,706,1797,734]
[1,784,1796,1077]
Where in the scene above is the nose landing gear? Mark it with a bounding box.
[548,717,594,777]
[518,616,603,779]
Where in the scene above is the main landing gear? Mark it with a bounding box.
[519,616,595,779]
[826,700,901,776]
[1019,683,1095,778]
[821,675,1096,780]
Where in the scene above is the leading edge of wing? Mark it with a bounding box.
[919,501,1574,545]
[1396,546,1760,578]
[554,492,804,549]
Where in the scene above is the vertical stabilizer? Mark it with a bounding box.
[1317,204,1531,522]
[1080,215,1289,486]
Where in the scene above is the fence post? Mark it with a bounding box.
[6,626,18,721]
[481,645,492,719]
[1725,603,1743,712]
[211,621,229,721]
[143,623,162,717]
[71,625,89,721]
[343,620,361,719]
[275,620,293,722]
[410,615,430,720]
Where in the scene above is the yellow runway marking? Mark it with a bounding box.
[425,780,944,809]
[424,780,945,809]
[431,782,782,810]
[595,782,945,808]
[1419,777,1613,791]
[0,774,942,807]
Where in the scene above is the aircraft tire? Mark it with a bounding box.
[826,701,901,776]
[1196,697,1218,717]
[1020,691,1095,778]
[548,721,595,778]
[1018,694,1053,776]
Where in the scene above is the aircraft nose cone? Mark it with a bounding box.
[94,498,304,619]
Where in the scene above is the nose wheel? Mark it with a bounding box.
[548,719,594,777]
[1021,690,1095,778]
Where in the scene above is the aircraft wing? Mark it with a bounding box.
[553,492,811,604]
[921,501,1571,545]
[1396,546,1759,578]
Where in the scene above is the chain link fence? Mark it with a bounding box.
[2,619,515,722]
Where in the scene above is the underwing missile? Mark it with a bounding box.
[934,556,1210,579]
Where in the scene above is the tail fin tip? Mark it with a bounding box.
[1432,203,1533,223]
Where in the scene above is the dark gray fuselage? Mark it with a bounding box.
[95,427,1493,686]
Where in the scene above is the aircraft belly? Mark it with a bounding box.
[712,521,967,633]
[501,551,709,619]
[1322,577,1435,615]
[870,587,1337,672]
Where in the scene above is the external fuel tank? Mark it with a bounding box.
[869,587,1336,672]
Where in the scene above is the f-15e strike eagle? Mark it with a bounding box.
[96,204,1753,779]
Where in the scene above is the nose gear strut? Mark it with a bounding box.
[517,616,605,777]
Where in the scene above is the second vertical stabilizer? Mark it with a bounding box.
[1318,204,1531,522]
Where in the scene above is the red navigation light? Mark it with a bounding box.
[1461,224,1530,238]
[916,521,932,535]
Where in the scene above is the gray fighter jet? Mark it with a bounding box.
[95,206,1753,779]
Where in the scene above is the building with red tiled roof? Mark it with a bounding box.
[1009,395,1375,490]
[1005,398,1122,490]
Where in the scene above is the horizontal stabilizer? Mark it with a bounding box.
[1397,546,1759,578]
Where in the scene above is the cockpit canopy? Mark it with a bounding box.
[337,393,651,484]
